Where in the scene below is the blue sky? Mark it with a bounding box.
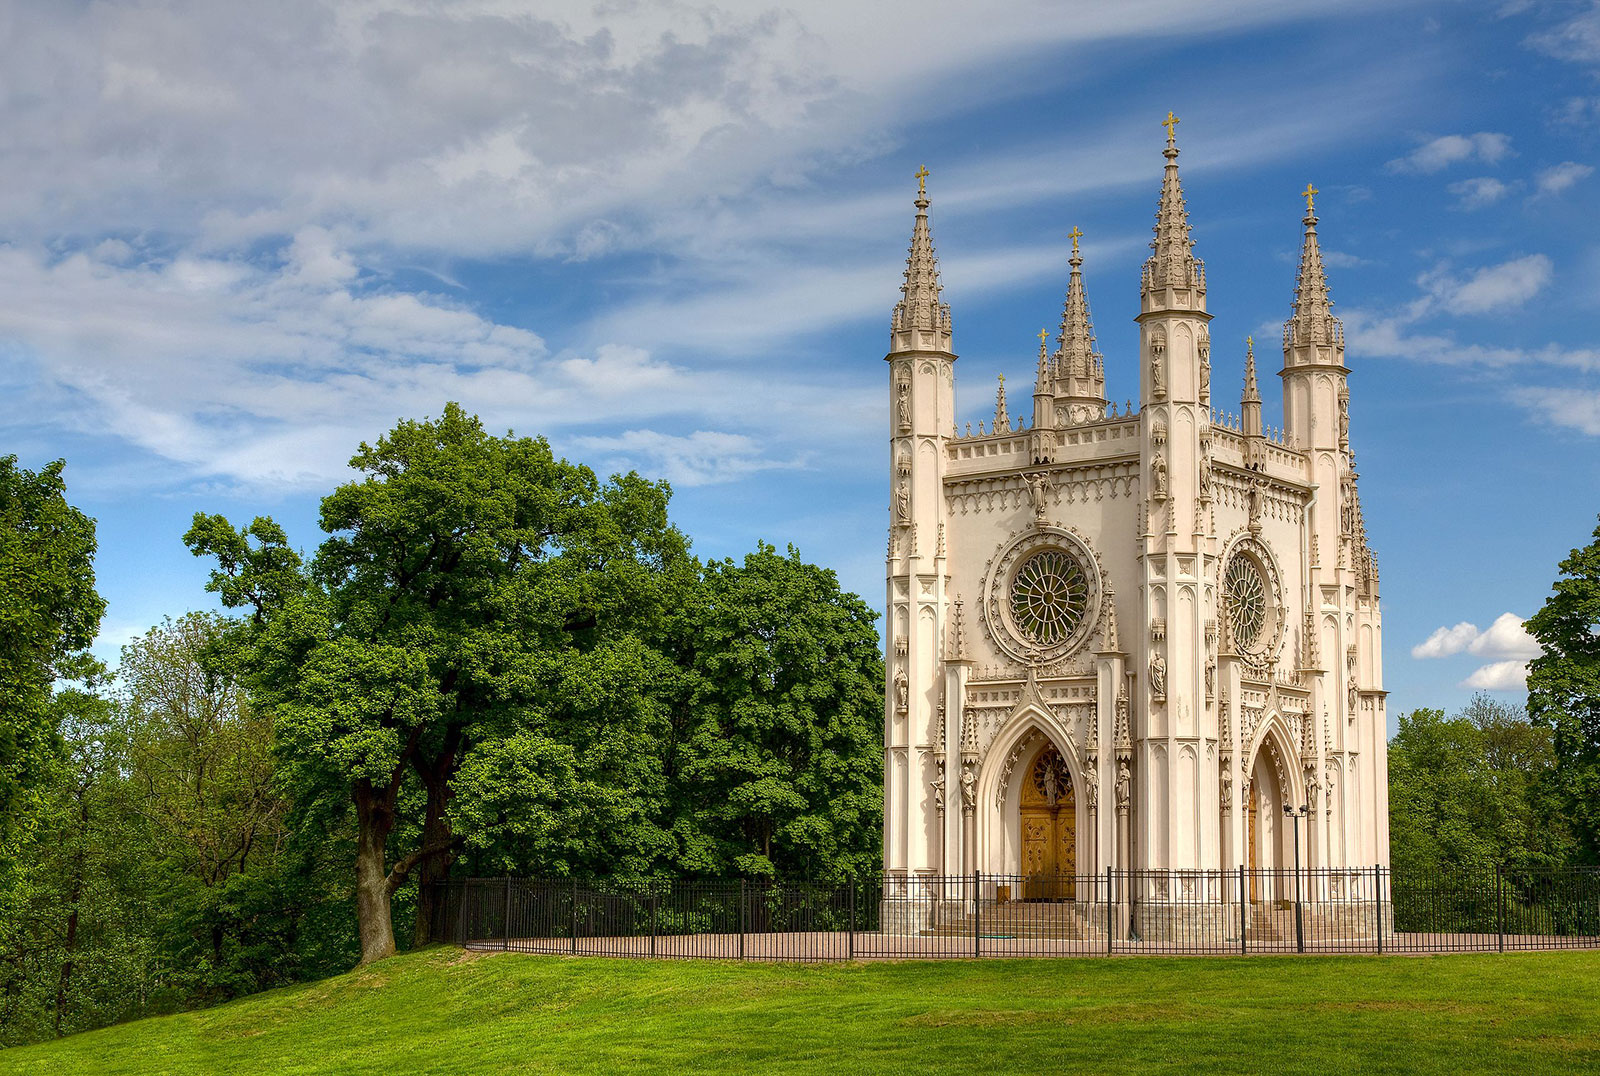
[3,0,1597,731]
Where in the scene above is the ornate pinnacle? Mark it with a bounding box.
[994,373,1009,431]
[1143,114,1203,296]
[951,594,969,660]
[1054,230,1105,420]
[1242,337,1263,441]
[891,170,951,352]
[1285,183,1341,351]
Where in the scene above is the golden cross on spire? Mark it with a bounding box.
[1302,183,1318,214]
[1246,334,1254,350]
[1038,327,1050,347]
[1162,111,1180,142]
[997,372,1005,385]
[915,165,929,196]
[1067,226,1083,254]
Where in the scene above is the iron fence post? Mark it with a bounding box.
[650,889,658,958]
[848,879,856,961]
[1239,864,1247,955]
[1376,865,1385,954]
[502,875,511,951]
[739,878,747,961]
[973,870,981,958]
[1497,865,1505,953]
[1106,867,1113,956]
[570,877,578,954]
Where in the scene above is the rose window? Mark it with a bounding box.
[1009,549,1090,648]
[1224,554,1268,651]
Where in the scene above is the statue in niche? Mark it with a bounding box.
[1348,676,1358,715]
[1151,342,1166,399]
[930,768,946,813]
[1199,339,1211,404]
[1151,452,1168,500]
[1205,652,1216,697]
[895,477,911,526]
[960,765,977,810]
[1198,454,1212,500]
[1026,471,1051,522]
[1220,775,1232,811]
[893,668,908,713]
[1083,765,1100,810]
[1338,388,1350,447]
[1115,760,1132,810]
[897,381,911,431]
[1149,651,1167,698]
[1247,478,1264,535]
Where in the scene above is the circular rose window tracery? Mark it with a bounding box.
[1224,554,1267,651]
[1010,550,1090,649]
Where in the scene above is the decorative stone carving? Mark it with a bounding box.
[960,763,977,811]
[894,667,908,714]
[1151,336,1166,400]
[1247,477,1264,536]
[1199,336,1211,405]
[897,380,911,431]
[1151,452,1168,500]
[1149,652,1167,699]
[930,765,946,813]
[1115,759,1131,811]
[895,476,910,526]
[1219,773,1232,811]
[980,526,1104,665]
[1025,471,1052,523]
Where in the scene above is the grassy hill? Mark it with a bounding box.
[2,947,1598,1075]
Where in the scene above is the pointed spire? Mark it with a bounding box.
[1142,112,1205,298]
[1285,183,1342,352]
[950,594,970,662]
[1053,228,1107,424]
[890,166,952,354]
[1242,336,1263,440]
[993,373,1009,431]
[1035,328,1051,393]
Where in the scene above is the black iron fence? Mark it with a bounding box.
[426,865,1600,960]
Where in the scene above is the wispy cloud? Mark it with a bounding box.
[1447,176,1515,209]
[1526,2,1600,64]
[1412,612,1541,660]
[1534,161,1595,196]
[1462,660,1531,692]
[1385,132,1513,174]
[1416,254,1553,315]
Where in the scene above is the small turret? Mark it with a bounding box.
[891,166,952,356]
[1054,228,1108,425]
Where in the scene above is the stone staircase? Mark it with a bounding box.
[924,901,1099,939]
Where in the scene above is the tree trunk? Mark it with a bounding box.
[354,780,397,964]
[411,727,462,948]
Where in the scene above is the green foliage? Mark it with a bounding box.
[1526,514,1600,862]
[1387,694,1573,877]
[0,456,105,838]
[6,948,1600,1075]
[665,545,883,880]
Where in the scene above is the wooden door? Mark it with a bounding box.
[1246,783,1259,903]
[1020,746,1075,901]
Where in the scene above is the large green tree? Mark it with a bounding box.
[1526,514,1600,862]
[1387,694,1572,877]
[187,404,691,963]
[0,456,105,839]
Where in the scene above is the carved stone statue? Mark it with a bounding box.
[1151,452,1168,500]
[1205,653,1216,697]
[897,381,911,431]
[1198,455,1212,500]
[893,668,908,713]
[1026,471,1051,522]
[1151,342,1166,399]
[1115,759,1131,810]
[1348,676,1358,715]
[929,768,946,813]
[895,477,910,526]
[1338,388,1350,447]
[1041,762,1061,806]
[1199,339,1211,404]
[960,765,977,810]
[1247,478,1264,535]
[1083,766,1100,810]
[1220,775,1232,811]
[1149,652,1167,698]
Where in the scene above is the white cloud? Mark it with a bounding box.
[1385,132,1514,174]
[1412,612,1541,661]
[1447,176,1513,210]
[569,429,803,487]
[1462,660,1531,692]
[1418,254,1553,315]
[1513,387,1600,435]
[1552,96,1600,127]
[1535,161,1595,196]
[1526,3,1600,64]
[1412,621,1480,659]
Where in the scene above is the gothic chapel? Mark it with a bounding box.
[882,118,1389,909]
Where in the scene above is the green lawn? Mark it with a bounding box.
[3,947,1598,1075]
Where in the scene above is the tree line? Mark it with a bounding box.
[2,411,1599,1045]
[0,406,883,1042]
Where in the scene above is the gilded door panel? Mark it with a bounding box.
[1019,745,1076,901]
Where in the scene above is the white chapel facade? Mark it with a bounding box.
[882,119,1389,895]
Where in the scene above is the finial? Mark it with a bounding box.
[1162,110,1180,145]
[1247,334,1253,351]
[998,372,1005,385]
[1302,183,1318,215]
[1038,327,1050,347]
[1068,226,1083,256]
[915,165,929,197]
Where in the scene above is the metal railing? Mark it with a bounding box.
[426,865,1600,960]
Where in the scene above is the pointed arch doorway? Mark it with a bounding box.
[1019,743,1076,901]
